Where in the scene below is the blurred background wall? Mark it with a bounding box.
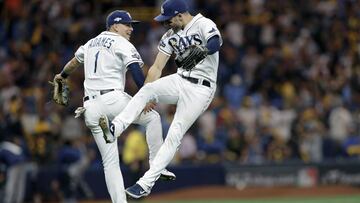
[0,0,360,202]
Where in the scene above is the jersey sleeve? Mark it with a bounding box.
[74,45,85,63]
[119,42,144,68]
[157,30,174,56]
[199,19,223,46]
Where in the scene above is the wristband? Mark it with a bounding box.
[60,70,69,78]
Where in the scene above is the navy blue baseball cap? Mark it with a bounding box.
[106,10,140,29]
[154,0,188,22]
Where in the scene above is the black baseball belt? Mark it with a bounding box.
[83,89,115,102]
[179,75,211,87]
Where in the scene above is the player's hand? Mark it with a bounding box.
[143,100,157,114]
[175,45,208,71]
[54,74,64,82]
[49,74,70,106]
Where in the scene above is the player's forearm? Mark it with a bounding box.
[144,65,162,83]
[145,51,168,83]
[60,57,81,78]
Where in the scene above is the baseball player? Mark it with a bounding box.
[52,10,175,203]
[99,0,222,198]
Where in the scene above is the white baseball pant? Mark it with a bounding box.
[112,74,216,191]
[83,90,163,202]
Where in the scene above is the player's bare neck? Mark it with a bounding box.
[109,27,118,35]
[182,14,194,30]
[183,14,193,25]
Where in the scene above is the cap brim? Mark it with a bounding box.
[154,14,173,22]
[121,20,140,24]
[130,20,140,24]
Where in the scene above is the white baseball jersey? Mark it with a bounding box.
[158,13,222,83]
[75,31,143,95]
[111,14,222,193]
[74,31,163,203]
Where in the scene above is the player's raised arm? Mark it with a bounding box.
[50,57,82,106]
[144,51,170,83]
[55,57,82,80]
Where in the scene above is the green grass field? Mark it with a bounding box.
[138,195,360,203]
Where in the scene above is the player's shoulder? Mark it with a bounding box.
[194,13,215,26]
[83,33,102,46]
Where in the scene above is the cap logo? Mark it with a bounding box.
[174,11,179,14]
[161,6,164,14]
[114,17,122,22]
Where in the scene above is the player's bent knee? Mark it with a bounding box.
[148,110,161,121]
[141,83,157,94]
[85,122,93,129]
[139,83,152,93]
[84,119,98,129]
[137,83,158,102]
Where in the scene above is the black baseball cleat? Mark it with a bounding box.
[159,169,176,181]
[125,183,150,199]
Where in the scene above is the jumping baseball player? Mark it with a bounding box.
[99,0,222,198]
[52,10,175,203]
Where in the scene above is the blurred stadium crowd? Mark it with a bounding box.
[0,0,360,201]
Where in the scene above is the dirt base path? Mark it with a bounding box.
[147,186,360,201]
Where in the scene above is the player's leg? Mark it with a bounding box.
[101,90,176,180]
[127,80,216,198]
[100,90,169,165]
[105,74,180,142]
[89,126,127,203]
[134,106,206,191]
[133,109,176,181]
[134,110,163,165]
[84,100,127,203]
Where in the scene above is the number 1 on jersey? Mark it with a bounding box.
[94,51,100,73]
